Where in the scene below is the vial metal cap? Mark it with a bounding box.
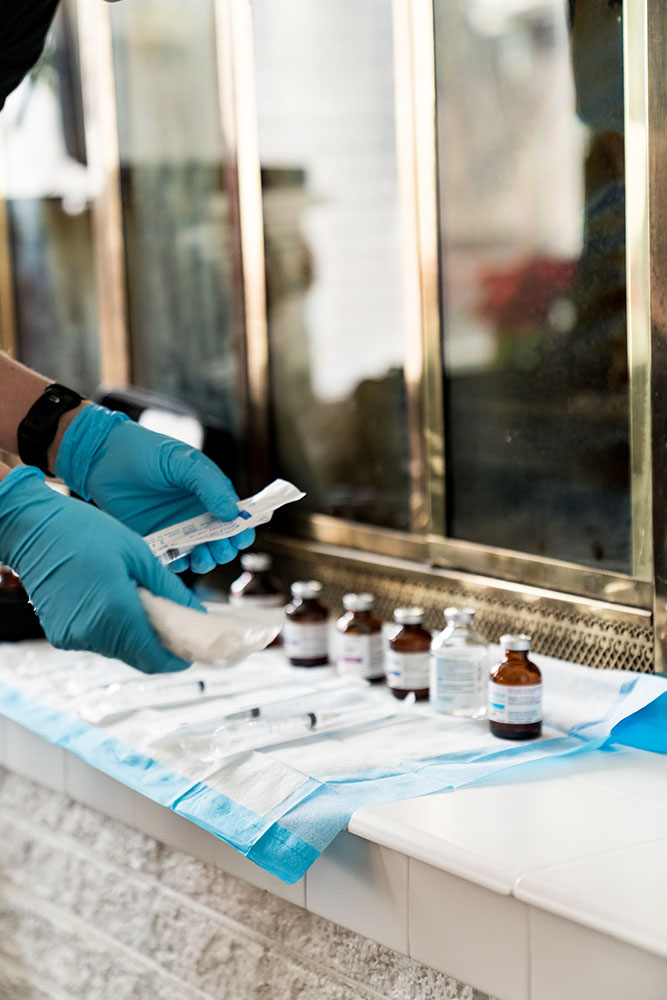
[394,606,424,624]
[240,552,271,572]
[444,606,475,624]
[343,592,375,612]
[500,633,532,651]
[291,580,322,599]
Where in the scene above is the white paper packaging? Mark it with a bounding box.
[139,590,284,666]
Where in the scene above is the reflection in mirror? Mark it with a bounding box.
[254,0,412,531]
[138,408,204,451]
[1,0,100,393]
[109,0,241,444]
[435,0,629,571]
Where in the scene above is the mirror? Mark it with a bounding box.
[434,0,629,571]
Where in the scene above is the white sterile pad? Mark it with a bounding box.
[139,590,284,666]
[1,638,667,886]
[143,479,305,565]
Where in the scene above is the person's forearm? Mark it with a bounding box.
[0,353,88,474]
[0,353,51,453]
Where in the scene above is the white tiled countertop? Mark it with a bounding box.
[349,745,667,998]
[1,701,667,998]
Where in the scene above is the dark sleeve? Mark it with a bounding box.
[0,0,61,111]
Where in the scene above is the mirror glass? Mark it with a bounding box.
[254,0,412,531]
[434,0,629,571]
[109,0,242,440]
[1,1,100,394]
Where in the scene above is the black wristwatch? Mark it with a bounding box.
[17,383,83,476]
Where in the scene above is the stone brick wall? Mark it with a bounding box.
[0,768,492,1000]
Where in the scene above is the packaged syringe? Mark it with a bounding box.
[143,479,305,566]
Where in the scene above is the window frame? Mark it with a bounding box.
[254,0,654,615]
[0,0,661,661]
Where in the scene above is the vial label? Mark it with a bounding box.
[487,681,543,725]
[386,651,430,689]
[430,650,487,712]
[229,593,285,608]
[337,633,384,680]
[283,621,328,659]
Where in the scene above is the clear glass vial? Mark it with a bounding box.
[336,593,384,681]
[386,607,431,700]
[430,607,488,718]
[488,634,542,740]
[283,580,329,667]
[229,552,286,647]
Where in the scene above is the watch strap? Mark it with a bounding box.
[17,383,83,476]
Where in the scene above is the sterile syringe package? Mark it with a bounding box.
[143,479,305,566]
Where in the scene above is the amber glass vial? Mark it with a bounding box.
[336,592,383,681]
[283,580,329,666]
[229,552,285,607]
[0,565,23,595]
[386,607,431,700]
[0,564,44,640]
[488,634,542,740]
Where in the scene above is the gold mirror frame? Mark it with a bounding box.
[0,0,661,659]
[277,0,654,616]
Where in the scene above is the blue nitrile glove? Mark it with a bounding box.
[55,405,255,574]
[0,466,203,673]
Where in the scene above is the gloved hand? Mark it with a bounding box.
[55,405,254,574]
[0,465,203,673]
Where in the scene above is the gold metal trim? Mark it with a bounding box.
[289,511,430,564]
[214,0,246,448]
[215,0,270,490]
[267,533,651,629]
[647,0,667,671]
[0,121,16,356]
[393,0,428,533]
[399,0,445,536]
[0,166,17,358]
[284,511,651,608]
[428,533,651,609]
[625,0,652,584]
[76,0,129,386]
[414,1,446,538]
